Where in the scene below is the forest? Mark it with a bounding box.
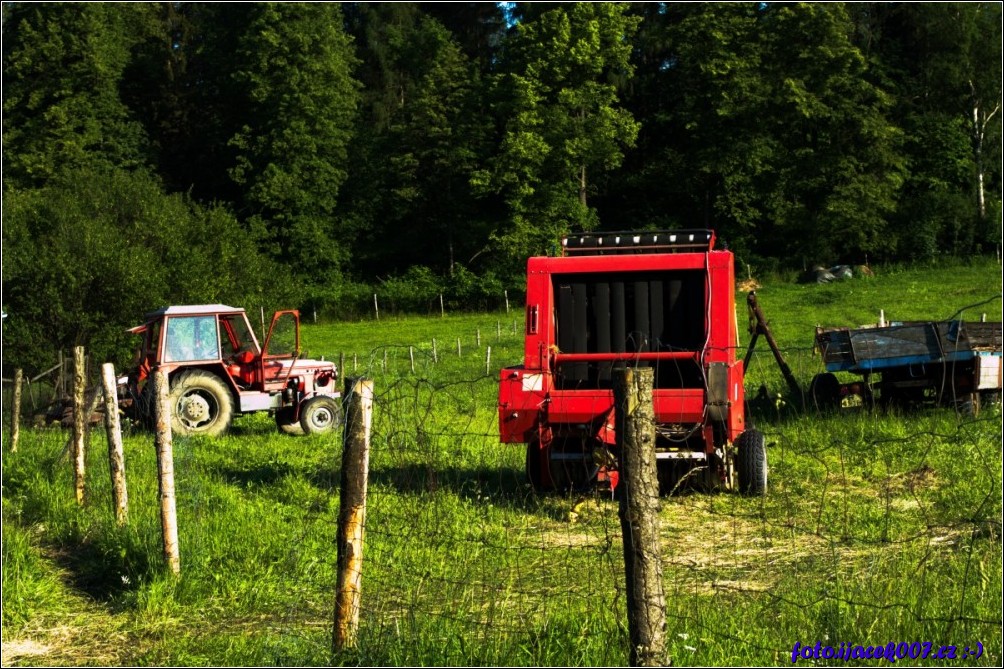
[2,2,1002,374]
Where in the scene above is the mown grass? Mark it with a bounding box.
[2,255,1001,666]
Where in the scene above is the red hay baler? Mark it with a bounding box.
[498,230,766,495]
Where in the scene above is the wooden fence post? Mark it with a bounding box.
[72,346,87,505]
[486,346,492,376]
[613,366,667,667]
[101,363,128,526]
[409,346,415,374]
[11,369,23,452]
[432,338,438,364]
[154,369,181,575]
[373,294,380,321]
[333,377,374,652]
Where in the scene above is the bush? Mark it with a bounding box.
[1,168,292,376]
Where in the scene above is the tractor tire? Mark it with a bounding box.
[299,396,342,436]
[275,407,304,436]
[736,428,767,496]
[168,370,234,437]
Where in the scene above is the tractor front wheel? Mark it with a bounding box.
[168,370,234,437]
[299,396,342,435]
[736,428,767,496]
[275,407,304,435]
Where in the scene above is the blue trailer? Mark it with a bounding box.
[811,319,1002,413]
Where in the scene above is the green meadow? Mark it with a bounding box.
[3,257,1001,666]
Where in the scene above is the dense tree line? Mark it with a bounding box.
[3,2,1001,373]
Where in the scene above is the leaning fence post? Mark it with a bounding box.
[72,346,87,505]
[333,377,374,652]
[101,363,128,526]
[613,366,667,667]
[10,369,23,452]
[154,368,180,575]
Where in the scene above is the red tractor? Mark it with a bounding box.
[125,304,340,437]
[498,230,766,495]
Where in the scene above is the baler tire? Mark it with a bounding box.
[299,396,341,435]
[526,441,554,493]
[736,428,767,496]
[168,370,234,437]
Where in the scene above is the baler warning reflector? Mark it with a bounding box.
[522,373,543,392]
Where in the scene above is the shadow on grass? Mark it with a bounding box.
[43,530,154,605]
[215,462,296,489]
[367,462,600,520]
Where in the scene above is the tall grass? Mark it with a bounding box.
[2,256,1001,666]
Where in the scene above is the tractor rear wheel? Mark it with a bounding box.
[736,428,767,496]
[168,370,234,437]
[299,396,342,435]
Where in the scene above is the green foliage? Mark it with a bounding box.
[1,169,292,375]
[228,2,361,278]
[342,3,492,278]
[2,262,1001,665]
[477,3,641,264]
[2,2,154,188]
[1,1,1001,332]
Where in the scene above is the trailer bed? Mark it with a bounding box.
[816,320,1002,374]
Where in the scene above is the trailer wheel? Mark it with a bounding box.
[299,396,341,435]
[809,372,841,410]
[168,370,234,437]
[736,429,767,496]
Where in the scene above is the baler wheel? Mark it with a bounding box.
[526,441,555,492]
[736,428,767,496]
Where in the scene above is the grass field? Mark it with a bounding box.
[2,256,1002,666]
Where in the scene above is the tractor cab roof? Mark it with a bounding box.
[145,304,245,318]
[127,304,247,334]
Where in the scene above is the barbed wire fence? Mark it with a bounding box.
[2,320,1000,665]
[247,328,1002,666]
